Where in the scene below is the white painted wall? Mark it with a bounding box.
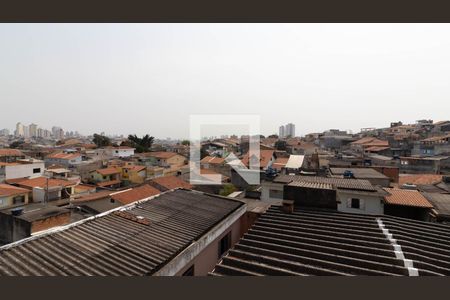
[260,181,284,204]
[337,190,384,215]
[4,162,45,180]
[110,148,135,157]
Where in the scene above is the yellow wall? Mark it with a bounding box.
[0,192,30,209]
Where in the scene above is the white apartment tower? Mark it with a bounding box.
[15,122,24,137]
[279,123,296,138]
[29,123,38,137]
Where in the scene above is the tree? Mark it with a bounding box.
[9,141,24,149]
[92,133,111,147]
[219,184,236,196]
[127,134,154,153]
[181,140,190,146]
[275,140,287,151]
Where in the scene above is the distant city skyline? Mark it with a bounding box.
[1,24,450,139]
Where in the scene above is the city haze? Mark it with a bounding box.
[1,24,450,138]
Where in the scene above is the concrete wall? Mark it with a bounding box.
[111,149,135,158]
[4,162,44,180]
[337,190,384,215]
[31,212,71,233]
[260,181,284,203]
[283,185,337,210]
[154,204,246,276]
[0,193,29,209]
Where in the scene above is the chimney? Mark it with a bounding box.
[282,200,294,214]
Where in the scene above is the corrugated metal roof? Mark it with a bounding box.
[274,175,377,192]
[288,181,334,190]
[211,207,450,276]
[0,189,243,276]
[422,193,450,216]
[330,168,389,180]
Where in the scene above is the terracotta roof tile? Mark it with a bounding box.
[143,151,178,159]
[383,188,433,208]
[241,150,274,168]
[95,167,121,176]
[46,152,81,160]
[14,177,77,189]
[111,185,160,205]
[0,184,30,197]
[399,174,443,186]
[150,176,192,190]
[0,149,24,157]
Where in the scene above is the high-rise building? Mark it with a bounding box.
[279,125,285,138]
[23,125,30,138]
[29,123,38,137]
[0,128,10,136]
[15,122,24,137]
[279,123,296,138]
[52,126,64,140]
[285,123,295,138]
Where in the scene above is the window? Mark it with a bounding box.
[115,150,119,153]
[0,199,4,206]
[351,198,360,209]
[218,231,231,258]
[13,195,25,205]
[182,265,195,276]
[269,189,283,199]
[110,198,115,203]
[33,168,41,174]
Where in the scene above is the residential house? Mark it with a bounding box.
[383,188,433,221]
[201,141,231,157]
[261,175,386,216]
[400,156,450,174]
[0,159,45,182]
[432,120,450,134]
[412,134,450,157]
[121,165,147,184]
[329,167,391,187]
[0,149,25,163]
[89,167,122,189]
[148,175,193,191]
[0,184,30,209]
[351,137,389,153]
[45,152,82,168]
[240,149,275,171]
[106,146,135,158]
[0,189,247,276]
[0,203,73,245]
[7,176,77,202]
[142,151,186,168]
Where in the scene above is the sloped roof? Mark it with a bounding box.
[111,185,161,205]
[150,176,193,190]
[240,150,274,168]
[211,206,450,276]
[0,189,244,276]
[143,152,178,159]
[330,168,389,180]
[0,184,30,197]
[422,193,450,217]
[383,188,433,208]
[0,149,24,157]
[274,175,377,192]
[95,167,121,176]
[14,177,77,189]
[200,156,225,164]
[285,155,305,169]
[46,152,81,160]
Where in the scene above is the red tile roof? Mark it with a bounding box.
[72,190,112,203]
[144,152,178,159]
[399,174,443,186]
[0,184,30,197]
[122,165,146,172]
[200,156,225,164]
[0,149,24,157]
[272,157,289,171]
[14,177,77,189]
[111,185,160,205]
[151,176,193,190]
[383,188,433,208]
[96,167,121,176]
[352,137,389,147]
[46,152,81,160]
[241,150,275,168]
[364,146,390,152]
[96,179,121,187]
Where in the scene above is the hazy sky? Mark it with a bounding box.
[1,24,449,139]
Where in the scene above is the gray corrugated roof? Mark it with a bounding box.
[211,207,450,276]
[273,175,377,192]
[0,189,243,276]
[422,193,450,217]
[330,168,389,180]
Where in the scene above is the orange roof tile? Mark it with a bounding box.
[111,185,160,205]
[144,151,178,159]
[200,156,225,164]
[46,152,81,160]
[151,176,192,190]
[0,184,30,197]
[0,149,24,157]
[399,174,443,186]
[96,179,121,187]
[96,167,121,176]
[383,188,433,208]
[241,150,275,168]
[15,177,77,189]
[122,165,146,172]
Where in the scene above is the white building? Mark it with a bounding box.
[0,159,45,182]
[285,123,295,137]
[0,129,9,136]
[29,123,38,137]
[108,146,135,158]
[15,122,24,137]
[52,126,64,140]
[279,126,285,138]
